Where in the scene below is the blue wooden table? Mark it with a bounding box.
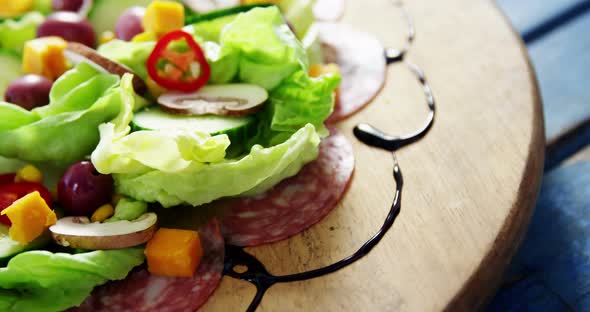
[488,1,590,310]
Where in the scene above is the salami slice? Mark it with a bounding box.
[318,23,387,123]
[313,0,345,21]
[72,220,224,312]
[221,128,354,246]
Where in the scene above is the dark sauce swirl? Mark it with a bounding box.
[222,2,436,311]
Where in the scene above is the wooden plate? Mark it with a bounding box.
[202,0,544,310]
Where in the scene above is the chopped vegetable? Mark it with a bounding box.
[1,191,57,245]
[90,204,115,222]
[144,228,203,277]
[15,164,43,184]
[22,37,69,80]
[146,30,210,92]
[142,1,184,37]
[0,0,33,18]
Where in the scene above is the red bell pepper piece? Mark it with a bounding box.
[146,30,210,93]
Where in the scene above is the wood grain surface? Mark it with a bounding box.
[201,0,545,310]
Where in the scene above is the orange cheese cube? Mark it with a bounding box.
[144,228,203,277]
[22,37,68,80]
[142,1,184,37]
[309,63,340,78]
[1,191,57,245]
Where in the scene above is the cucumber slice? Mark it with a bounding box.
[0,224,50,263]
[132,107,258,156]
[0,49,22,100]
[88,0,154,36]
[185,3,274,25]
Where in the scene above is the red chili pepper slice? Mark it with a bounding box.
[0,182,53,226]
[146,30,211,93]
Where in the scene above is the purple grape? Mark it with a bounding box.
[37,11,97,48]
[58,161,114,216]
[4,75,53,110]
[52,0,84,12]
[115,7,146,41]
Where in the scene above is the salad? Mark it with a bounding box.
[0,0,350,311]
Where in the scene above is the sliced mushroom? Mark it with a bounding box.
[158,84,268,117]
[49,212,157,250]
[64,42,147,95]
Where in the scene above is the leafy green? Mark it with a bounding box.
[111,124,320,207]
[0,12,44,54]
[279,0,315,39]
[97,41,155,81]
[0,63,147,166]
[269,70,340,132]
[90,7,336,207]
[0,247,144,312]
[106,198,147,222]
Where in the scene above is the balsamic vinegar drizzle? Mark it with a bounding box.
[384,0,415,64]
[353,62,435,151]
[221,2,436,311]
[224,154,403,312]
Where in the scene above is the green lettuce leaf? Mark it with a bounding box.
[97,41,155,81]
[0,63,146,166]
[106,198,148,222]
[112,123,320,207]
[0,12,44,54]
[279,0,315,39]
[0,247,144,312]
[269,70,340,132]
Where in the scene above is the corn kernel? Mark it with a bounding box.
[132,31,158,43]
[99,31,116,45]
[15,164,43,184]
[91,204,115,223]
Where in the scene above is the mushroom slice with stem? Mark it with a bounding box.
[49,212,157,250]
[158,84,268,117]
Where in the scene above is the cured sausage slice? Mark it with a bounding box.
[222,128,354,246]
[72,220,224,312]
[318,23,386,122]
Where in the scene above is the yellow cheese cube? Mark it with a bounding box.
[22,37,68,80]
[144,228,203,277]
[0,0,33,18]
[142,1,184,37]
[1,192,57,245]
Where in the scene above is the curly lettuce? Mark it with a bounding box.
[0,63,147,166]
[0,247,144,312]
[0,12,44,54]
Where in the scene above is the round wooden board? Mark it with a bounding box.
[201,0,545,311]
